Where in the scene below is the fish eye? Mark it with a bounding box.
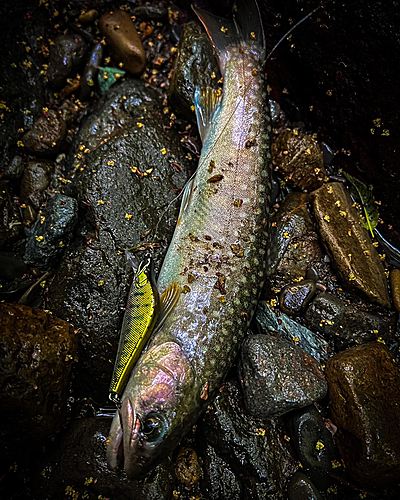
[142,414,165,442]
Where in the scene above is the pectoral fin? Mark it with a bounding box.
[154,282,180,333]
[194,87,223,143]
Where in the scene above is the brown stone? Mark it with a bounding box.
[389,268,400,312]
[20,159,54,208]
[99,10,146,75]
[272,129,327,192]
[325,343,400,486]
[22,109,67,156]
[175,447,201,489]
[311,182,390,308]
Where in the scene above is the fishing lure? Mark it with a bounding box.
[109,252,180,404]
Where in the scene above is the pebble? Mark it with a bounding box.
[99,10,146,75]
[0,303,76,460]
[287,472,324,500]
[175,447,202,489]
[78,9,98,25]
[60,77,81,99]
[24,194,78,270]
[311,182,390,308]
[325,342,400,486]
[286,405,339,490]
[272,129,327,192]
[239,334,327,418]
[80,42,104,100]
[131,4,168,21]
[3,155,25,181]
[279,279,317,316]
[305,292,389,350]
[0,180,21,248]
[389,268,400,312]
[47,34,88,88]
[20,159,54,209]
[22,109,67,156]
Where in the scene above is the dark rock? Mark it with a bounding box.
[272,129,327,191]
[305,292,389,350]
[24,194,78,269]
[80,42,104,101]
[0,252,28,280]
[3,155,25,181]
[0,418,174,500]
[287,472,324,500]
[99,10,146,75]
[0,303,76,466]
[239,334,327,418]
[175,447,201,489]
[168,21,220,121]
[390,268,400,312]
[22,109,67,156]
[47,34,88,88]
[0,179,21,249]
[279,279,316,316]
[325,342,400,486]
[132,4,168,21]
[47,80,191,401]
[199,380,297,499]
[311,182,390,308]
[267,192,323,290]
[19,159,54,209]
[60,78,81,100]
[286,405,339,490]
[256,301,329,363]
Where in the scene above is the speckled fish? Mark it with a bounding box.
[107,0,272,477]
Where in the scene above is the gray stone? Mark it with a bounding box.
[287,472,324,500]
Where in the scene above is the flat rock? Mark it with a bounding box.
[311,182,390,308]
[239,334,327,418]
[325,342,400,486]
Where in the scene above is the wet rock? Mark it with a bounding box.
[0,251,28,281]
[80,42,103,100]
[24,194,78,270]
[0,418,174,500]
[132,4,168,21]
[256,301,328,363]
[168,21,220,121]
[268,192,323,290]
[272,129,327,191]
[390,268,400,312]
[22,109,67,156]
[175,447,201,489]
[20,159,54,209]
[99,10,146,75]
[311,182,390,308]
[78,9,98,25]
[325,342,400,486]
[3,155,25,181]
[287,472,324,500]
[199,380,297,499]
[47,34,88,88]
[239,334,327,418]
[47,80,191,401]
[286,405,339,490]
[60,77,81,100]
[279,279,317,316]
[0,303,76,464]
[0,179,21,249]
[305,292,389,350]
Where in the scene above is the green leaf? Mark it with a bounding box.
[98,67,126,94]
[343,171,379,237]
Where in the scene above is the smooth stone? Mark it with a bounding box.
[305,292,389,350]
[3,155,25,181]
[24,194,78,269]
[80,42,104,100]
[239,334,327,418]
[20,159,54,209]
[47,34,88,88]
[389,268,400,312]
[0,303,76,464]
[311,182,390,308]
[325,342,400,486]
[22,109,67,156]
[78,9,98,25]
[168,21,220,121]
[272,129,327,192]
[0,179,21,248]
[99,10,146,75]
[279,279,317,316]
[131,4,168,20]
[256,300,328,363]
[286,405,339,490]
[287,472,324,500]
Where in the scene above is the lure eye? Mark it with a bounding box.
[142,414,165,442]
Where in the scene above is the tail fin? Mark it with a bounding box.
[192,0,265,75]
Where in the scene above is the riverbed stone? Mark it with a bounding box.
[0,303,76,466]
[239,334,327,418]
[3,155,25,181]
[311,182,390,308]
[175,447,202,489]
[305,292,389,350]
[80,42,104,100]
[325,342,400,486]
[0,179,21,249]
[287,472,324,500]
[389,268,400,312]
[99,10,146,75]
[20,159,54,209]
[272,129,327,192]
[279,279,317,316]
[22,109,67,156]
[47,34,88,88]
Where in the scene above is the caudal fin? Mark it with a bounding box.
[192,0,265,75]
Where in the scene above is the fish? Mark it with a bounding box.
[107,0,272,478]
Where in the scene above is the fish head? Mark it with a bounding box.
[107,341,196,478]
